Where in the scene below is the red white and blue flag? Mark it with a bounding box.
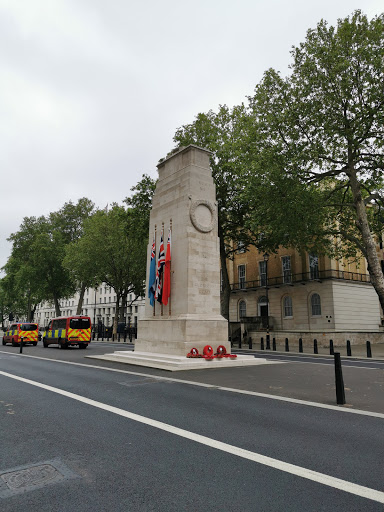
[148,233,156,307]
[162,228,171,306]
[155,231,165,303]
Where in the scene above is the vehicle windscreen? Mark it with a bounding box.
[70,318,90,329]
[20,324,38,331]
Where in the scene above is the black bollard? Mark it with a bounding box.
[329,339,334,356]
[285,338,289,352]
[346,339,351,356]
[266,334,270,350]
[299,338,303,353]
[248,337,253,350]
[118,333,120,342]
[260,337,264,350]
[124,331,127,343]
[314,339,318,354]
[366,340,372,358]
[272,337,276,351]
[19,337,24,354]
[239,336,242,349]
[92,332,95,340]
[334,352,346,405]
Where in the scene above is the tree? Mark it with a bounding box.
[247,10,384,311]
[6,215,76,317]
[122,174,156,319]
[173,105,258,320]
[65,203,150,336]
[53,198,96,313]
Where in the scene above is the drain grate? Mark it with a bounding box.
[0,460,78,498]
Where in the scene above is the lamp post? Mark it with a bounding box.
[263,252,270,348]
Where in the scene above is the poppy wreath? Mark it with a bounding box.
[203,345,215,359]
[187,347,200,358]
[215,345,227,357]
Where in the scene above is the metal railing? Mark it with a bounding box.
[231,269,371,291]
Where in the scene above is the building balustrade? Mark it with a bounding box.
[231,269,371,292]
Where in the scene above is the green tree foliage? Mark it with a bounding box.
[5,198,95,319]
[173,105,257,320]
[6,215,76,318]
[247,10,384,310]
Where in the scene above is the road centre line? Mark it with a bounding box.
[1,350,384,419]
[1,369,383,505]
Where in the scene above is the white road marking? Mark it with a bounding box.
[1,350,384,419]
[0,369,383,505]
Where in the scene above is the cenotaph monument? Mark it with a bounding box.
[92,145,267,370]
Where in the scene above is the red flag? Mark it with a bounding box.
[162,228,171,305]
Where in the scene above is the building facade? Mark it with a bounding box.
[227,243,384,347]
[35,285,145,331]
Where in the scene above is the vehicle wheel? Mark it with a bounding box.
[12,340,17,347]
[59,339,68,349]
[32,342,37,346]
[2,338,6,346]
[43,338,48,348]
[78,343,87,349]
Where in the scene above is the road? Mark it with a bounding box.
[0,343,383,511]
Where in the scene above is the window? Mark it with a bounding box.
[237,241,245,254]
[70,318,91,329]
[283,296,293,317]
[259,261,267,287]
[282,256,292,284]
[239,300,246,318]
[238,265,246,289]
[309,254,319,280]
[311,293,321,316]
[109,297,111,303]
[86,298,88,304]
[135,306,138,313]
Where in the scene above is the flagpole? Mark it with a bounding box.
[161,223,164,317]
[153,226,156,317]
[169,220,172,317]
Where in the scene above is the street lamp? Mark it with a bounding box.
[263,253,270,348]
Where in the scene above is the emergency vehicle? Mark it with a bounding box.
[2,323,39,346]
[42,316,91,349]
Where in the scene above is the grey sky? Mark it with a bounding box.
[1,0,382,271]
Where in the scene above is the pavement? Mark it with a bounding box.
[92,336,384,360]
[88,337,384,414]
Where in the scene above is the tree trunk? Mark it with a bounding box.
[76,282,86,315]
[219,226,231,322]
[113,293,121,336]
[349,168,384,313]
[53,296,61,317]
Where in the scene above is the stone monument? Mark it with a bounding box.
[91,145,267,370]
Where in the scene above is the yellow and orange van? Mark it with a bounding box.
[3,323,39,346]
[42,316,91,349]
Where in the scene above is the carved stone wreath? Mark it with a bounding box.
[189,200,216,233]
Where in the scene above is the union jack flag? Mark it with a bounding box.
[155,231,165,303]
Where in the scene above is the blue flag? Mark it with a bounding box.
[148,235,156,307]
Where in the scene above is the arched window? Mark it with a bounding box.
[283,296,293,317]
[239,300,246,318]
[311,293,321,316]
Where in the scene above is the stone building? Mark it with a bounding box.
[35,285,144,330]
[227,242,384,347]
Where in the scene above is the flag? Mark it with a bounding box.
[162,229,171,305]
[148,234,156,307]
[154,231,165,303]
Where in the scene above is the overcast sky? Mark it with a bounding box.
[1,0,382,271]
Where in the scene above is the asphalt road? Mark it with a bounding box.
[0,344,383,511]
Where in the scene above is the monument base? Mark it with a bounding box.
[87,351,273,371]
